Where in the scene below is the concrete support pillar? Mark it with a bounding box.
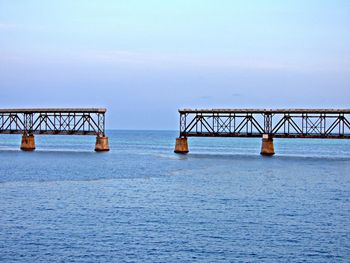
[174,137,189,154]
[20,134,35,151]
[95,136,110,152]
[260,134,275,156]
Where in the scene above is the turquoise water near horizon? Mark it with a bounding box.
[0,130,349,262]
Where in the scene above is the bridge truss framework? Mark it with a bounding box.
[179,109,350,139]
[0,108,109,151]
[175,109,350,155]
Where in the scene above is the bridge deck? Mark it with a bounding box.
[179,109,350,114]
[0,108,106,113]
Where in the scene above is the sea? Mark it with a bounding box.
[0,130,349,262]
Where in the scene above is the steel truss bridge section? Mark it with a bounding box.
[0,108,107,136]
[178,109,350,139]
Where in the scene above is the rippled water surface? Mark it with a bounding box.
[0,131,349,262]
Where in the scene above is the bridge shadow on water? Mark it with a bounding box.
[0,148,106,157]
[177,152,350,162]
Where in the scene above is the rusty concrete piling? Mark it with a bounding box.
[20,134,36,151]
[174,137,189,154]
[95,136,110,152]
[260,134,275,156]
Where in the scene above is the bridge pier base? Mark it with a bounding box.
[20,134,36,151]
[174,137,189,154]
[260,134,275,156]
[95,136,110,152]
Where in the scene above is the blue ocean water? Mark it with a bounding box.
[0,130,349,262]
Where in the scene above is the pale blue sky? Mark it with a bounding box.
[0,1,349,129]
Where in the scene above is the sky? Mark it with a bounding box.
[0,0,349,129]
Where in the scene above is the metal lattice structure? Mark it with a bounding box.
[178,109,350,139]
[0,108,107,136]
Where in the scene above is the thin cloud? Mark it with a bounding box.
[87,50,350,73]
[0,22,45,31]
[0,22,18,30]
[2,49,349,74]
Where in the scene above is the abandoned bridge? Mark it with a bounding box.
[0,108,109,151]
[174,109,350,155]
